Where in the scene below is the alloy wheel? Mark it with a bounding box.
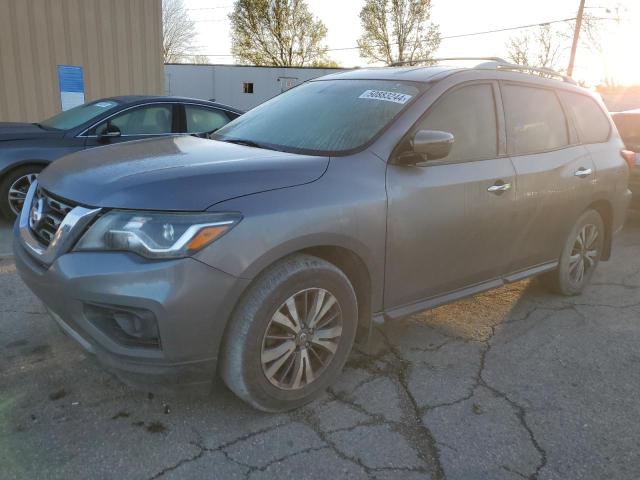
[8,173,38,216]
[261,288,343,390]
[569,223,599,285]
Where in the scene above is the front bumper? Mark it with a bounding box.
[13,230,250,391]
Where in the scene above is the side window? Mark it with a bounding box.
[94,105,172,135]
[560,91,611,144]
[415,84,498,162]
[502,84,568,155]
[185,106,230,133]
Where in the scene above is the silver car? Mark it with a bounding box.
[14,61,632,411]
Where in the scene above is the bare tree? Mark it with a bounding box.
[506,35,530,67]
[506,24,563,71]
[162,0,197,63]
[357,0,440,65]
[229,0,331,67]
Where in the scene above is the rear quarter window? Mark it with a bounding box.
[560,91,611,144]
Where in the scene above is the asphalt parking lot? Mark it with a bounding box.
[1,219,640,480]
[1,219,12,257]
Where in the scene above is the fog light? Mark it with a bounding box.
[84,303,160,349]
[113,311,158,339]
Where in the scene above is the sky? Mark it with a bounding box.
[183,0,640,86]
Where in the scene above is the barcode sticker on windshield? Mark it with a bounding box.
[359,90,412,104]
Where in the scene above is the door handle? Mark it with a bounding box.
[574,168,593,178]
[487,182,512,194]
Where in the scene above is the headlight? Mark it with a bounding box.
[74,211,241,259]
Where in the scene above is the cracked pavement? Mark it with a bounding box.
[1,219,640,480]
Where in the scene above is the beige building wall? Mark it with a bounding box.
[0,0,163,122]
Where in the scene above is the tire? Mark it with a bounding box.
[0,165,42,221]
[541,209,605,296]
[219,254,358,412]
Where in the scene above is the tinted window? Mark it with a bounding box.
[502,85,568,155]
[415,84,497,162]
[95,104,172,135]
[561,91,610,144]
[185,106,229,133]
[40,100,120,130]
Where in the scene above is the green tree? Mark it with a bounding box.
[229,0,331,67]
[357,0,440,65]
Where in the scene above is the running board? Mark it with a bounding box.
[377,261,558,322]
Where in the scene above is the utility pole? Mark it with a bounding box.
[567,0,586,77]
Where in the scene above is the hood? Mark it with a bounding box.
[0,122,64,141]
[38,136,330,211]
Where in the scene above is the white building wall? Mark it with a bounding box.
[164,64,348,111]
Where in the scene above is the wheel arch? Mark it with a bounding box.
[225,239,378,347]
[0,159,49,179]
[586,199,613,260]
[300,245,373,344]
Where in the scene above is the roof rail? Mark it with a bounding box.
[389,57,577,85]
[389,56,509,67]
[493,64,577,85]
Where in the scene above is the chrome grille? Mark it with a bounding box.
[29,188,75,247]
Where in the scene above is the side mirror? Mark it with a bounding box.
[97,123,121,141]
[395,130,454,165]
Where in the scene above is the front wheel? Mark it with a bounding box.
[541,209,605,296]
[220,254,358,412]
[0,165,42,221]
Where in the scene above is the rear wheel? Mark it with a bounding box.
[0,165,42,220]
[220,254,358,412]
[541,209,605,296]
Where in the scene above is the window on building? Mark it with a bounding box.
[185,106,230,133]
[414,84,498,162]
[560,91,611,144]
[502,84,569,155]
[243,82,254,94]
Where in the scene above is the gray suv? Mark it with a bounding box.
[14,62,632,411]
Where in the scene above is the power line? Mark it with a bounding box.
[184,15,617,58]
[187,5,234,10]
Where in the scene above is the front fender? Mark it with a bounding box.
[194,155,388,311]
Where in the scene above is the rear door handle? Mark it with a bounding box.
[487,182,512,194]
[574,168,593,178]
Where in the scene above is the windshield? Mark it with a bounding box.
[39,100,120,130]
[211,79,425,155]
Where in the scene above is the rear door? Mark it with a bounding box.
[501,83,596,272]
[84,103,178,146]
[179,104,233,135]
[385,81,518,308]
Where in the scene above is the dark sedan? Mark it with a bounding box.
[0,96,243,219]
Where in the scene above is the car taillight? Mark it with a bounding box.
[621,149,636,170]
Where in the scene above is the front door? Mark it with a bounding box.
[385,82,518,309]
[84,103,178,147]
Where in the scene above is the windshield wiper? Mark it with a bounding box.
[222,138,264,149]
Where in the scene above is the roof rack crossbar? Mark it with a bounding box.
[388,57,577,85]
